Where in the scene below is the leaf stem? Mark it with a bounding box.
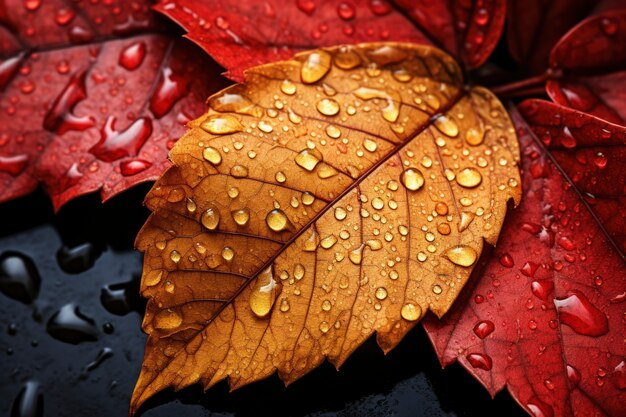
[491,70,559,98]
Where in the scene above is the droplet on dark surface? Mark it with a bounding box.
[56,242,102,274]
[80,347,114,380]
[8,323,18,335]
[554,291,609,337]
[89,116,153,162]
[11,380,43,417]
[46,303,99,344]
[0,251,41,304]
[100,277,143,316]
[102,322,114,334]
[43,70,95,135]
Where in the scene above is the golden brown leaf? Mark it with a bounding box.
[131,42,521,414]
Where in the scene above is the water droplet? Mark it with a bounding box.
[56,243,102,274]
[435,202,448,215]
[228,208,249,226]
[473,320,495,339]
[150,66,187,119]
[89,116,152,162]
[186,198,197,213]
[0,251,40,304]
[55,8,75,25]
[302,192,315,205]
[554,291,609,336]
[363,138,378,152]
[456,167,482,188]
[499,253,514,268]
[304,228,320,251]
[375,287,388,300]
[43,70,95,134]
[371,197,384,210]
[11,380,43,417]
[46,303,98,344]
[326,125,341,138]
[280,79,297,95]
[432,284,442,295]
[230,165,249,178]
[401,303,422,321]
[526,397,554,417]
[258,120,273,133]
[466,353,492,370]
[266,209,289,232]
[349,244,364,265]
[120,158,152,176]
[154,309,183,330]
[337,2,355,19]
[433,115,459,137]
[280,298,290,312]
[293,264,305,280]
[201,114,243,135]
[319,321,330,333]
[320,235,338,249]
[222,246,234,261]
[80,347,114,380]
[249,265,281,318]
[23,0,41,11]
[459,211,475,232]
[202,146,222,165]
[169,250,181,263]
[334,46,361,69]
[531,280,554,300]
[317,163,338,179]
[295,148,322,171]
[334,207,347,220]
[119,41,146,71]
[437,223,451,235]
[400,168,425,191]
[353,87,400,122]
[612,361,625,390]
[465,127,484,145]
[601,17,618,36]
[301,51,332,84]
[316,98,340,116]
[201,208,220,230]
[166,187,185,203]
[322,299,332,311]
[567,364,581,386]
[444,245,477,267]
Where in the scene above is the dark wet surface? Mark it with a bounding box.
[0,187,526,417]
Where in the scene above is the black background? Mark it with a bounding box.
[0,186,528,417]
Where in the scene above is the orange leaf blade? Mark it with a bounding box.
[131,42,521,415]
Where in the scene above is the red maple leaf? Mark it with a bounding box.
[423,103,625,417]
[154,0,505,81]
[0,0,228,210]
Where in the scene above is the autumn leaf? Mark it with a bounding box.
[505,0,624,75]
[0,0,228,210]
[547,10,626,125]
[130,42,521,414]
[422,104,625,417]
[154,0,505,81]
